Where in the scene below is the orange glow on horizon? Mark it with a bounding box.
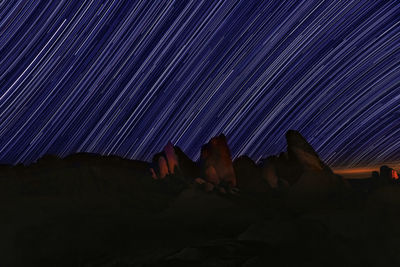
[333,164,400,179]
[334,168,376,174]
[333,167,378,176]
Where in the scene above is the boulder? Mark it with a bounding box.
[150,168,157,179]
[194,178,206,185]
[204,165,219,185]
[286,130,331,172]
[200,134,237,187]
[204,182,215,192]
[164,141,179,174]
[158,156,169,179]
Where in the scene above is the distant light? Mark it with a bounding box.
[392,170,399,180]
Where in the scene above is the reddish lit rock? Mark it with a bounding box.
[392,170,399,180]
[380,165,395,183]
[150,168,158,179]
[205,165,219,185]
[164,141,179,174]
[158,156,169,179]
[200,134,237,187]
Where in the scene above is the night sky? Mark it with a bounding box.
[0,1,399,168]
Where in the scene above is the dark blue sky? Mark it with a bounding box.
[0,0,399,167]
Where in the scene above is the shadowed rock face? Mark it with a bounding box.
[2,133,398,266]
[200,134,237,187]
[286,130,326,172]
[174,146,201,180]
[261,159,278,189]
[234,156,271,192]
[258,130,347,200]
[262,155,303,186]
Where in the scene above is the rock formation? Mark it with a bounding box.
[259,130,336,187]
[151,152,171,179]
[150,141,186,179]
[261,154,302,186]
[286,130,331,173]
[147,130,350,198]
[393,170,399,180]
[173,146,201,180]
[204,165,219,185]
[158,156,169,179]
[233,156,271,192]
[164,141,179,174]
[261,159,278,188]
[378,165,399,184]
[200,134,237,188]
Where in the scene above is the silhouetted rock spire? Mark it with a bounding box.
[286,130,331,172]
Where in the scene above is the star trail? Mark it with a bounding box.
[0,0,399,168]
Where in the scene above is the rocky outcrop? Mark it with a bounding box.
[259,130,335,186]
[373,166,400,186]
[148,131,348,199]
[204,165,219,185]
[383,166,399,181]
[286,130,331,173]
[233,156,271,193]
[174,146,201,180]
[200,134,237,188]
[151,141,185,179]
[285,171,349,210]
[256,130,349,205]
[261,159,278,188]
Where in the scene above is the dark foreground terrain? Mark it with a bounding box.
[1,131,400,266]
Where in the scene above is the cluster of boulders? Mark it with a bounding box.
[149,130,349,199]
[150,142,179,179]
[150,135,239,194]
